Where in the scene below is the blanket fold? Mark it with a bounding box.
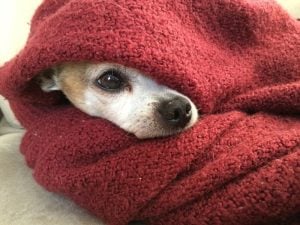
[0,0,299,225]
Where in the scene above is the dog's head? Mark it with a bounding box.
[37,63,199,138]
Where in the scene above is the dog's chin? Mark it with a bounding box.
[132,123,196,139]
[133,129,180,139]
[130,113,198,139]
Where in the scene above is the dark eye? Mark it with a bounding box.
[96,69,123,91]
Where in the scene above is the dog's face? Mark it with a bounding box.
[38,63,198,138]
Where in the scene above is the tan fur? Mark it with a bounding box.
[58,63,89,105]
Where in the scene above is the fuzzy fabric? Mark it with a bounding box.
[0,0,299,225]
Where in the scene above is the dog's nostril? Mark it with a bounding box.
[173,108,181,120]
[158,97,192,128]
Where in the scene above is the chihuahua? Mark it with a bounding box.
[38,63,198,138]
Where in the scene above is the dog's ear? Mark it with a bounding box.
[37,68,60,92]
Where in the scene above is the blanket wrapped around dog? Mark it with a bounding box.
[0,0,299,224]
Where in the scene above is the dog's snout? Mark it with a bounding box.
[158,97,192,128]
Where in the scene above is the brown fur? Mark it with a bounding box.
[57,63,88,105]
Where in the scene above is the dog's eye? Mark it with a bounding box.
[96,69,123,91]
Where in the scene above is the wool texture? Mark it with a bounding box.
[0,0,300,225]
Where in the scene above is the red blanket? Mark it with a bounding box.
[0,0,299,224]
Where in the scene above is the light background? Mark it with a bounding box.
[0,0,42,65]
[0,0,299,66]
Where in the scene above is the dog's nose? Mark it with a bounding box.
[158,97,192,128]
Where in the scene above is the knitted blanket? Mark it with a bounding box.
[0,0,299,224]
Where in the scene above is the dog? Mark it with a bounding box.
[37,62,198,138]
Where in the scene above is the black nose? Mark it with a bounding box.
[158,97,192,128]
